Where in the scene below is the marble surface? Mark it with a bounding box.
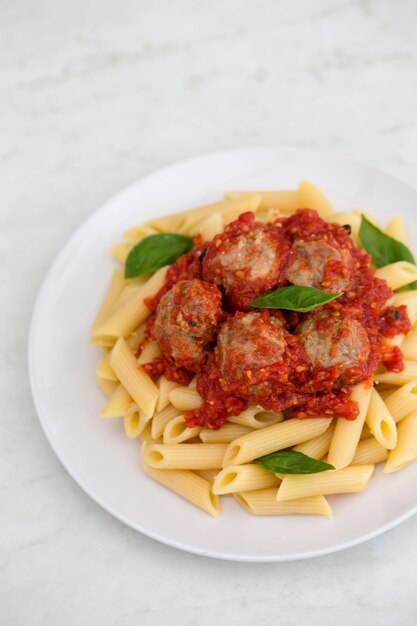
[2,1,417,624]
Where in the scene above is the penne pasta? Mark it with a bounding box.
[375,362,417,386]
[194,469,219,483]
[151,404,182,440]
[401,331,417,361]
[293,421,335,459]
[384,380,417,423]
[235,490,332,517]
[138,423,156,445]
[366,388,397,449]
[327,382,372,470]
[110,337,159,419]
[142,444,220,517]
[298,179,334,217]
[96,350,118,381]
[276,465,375,502]
[157,376,181,412]
[169,387,202,411]
[163,415,201,444]
[100,383,132,418]
[123,403,148,438]
[384,410,417,473]
[200,423,253,443]
[224,190,299,213]
[351,437,388,465]
[96,376,118,399]
[126,323,146,353]
[189,212,223,240]
[178,195,261,234]
[123,224,159,241]
[222,418,331,467]
[110,242,132,264]
[92,266,168,341]
[213,464,280,494]
[92,268,125,333]
[374,262,417,291]
[385,215,409,246]
[227,405,284,429]
[144,443,228,470]
[137,340,162,364]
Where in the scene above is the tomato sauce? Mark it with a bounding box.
[139,209,411,429]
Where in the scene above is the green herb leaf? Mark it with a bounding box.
[250,285,342,312]
[359,215,417,289]
[256,450,335,475]
[124,233,194,278]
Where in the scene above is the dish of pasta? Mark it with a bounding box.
[29,146,417,560]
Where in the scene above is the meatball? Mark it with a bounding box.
[153,279,223,371]
[296,312,370,375]
[286,237,352,293]
[217,312,286,389]
[203,212,289,310]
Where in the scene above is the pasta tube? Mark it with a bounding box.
[92,266,168,341]
[385,216,410,246]
[169,387,202,411]
[327,382,372,470]
[293,421,335,459]
[100,383,132,418]
[224,190,299,213]
[276,465,375,502]
[384,410,417,473]
[200,423,252,443]
[298,179,335,217]
[213,464,280,494]
[384,380,417,423]
[351,437,388,465]
[92,268,125,333]
[110,337,159,419]
[375,361,417,386]
[222,418,331,467]
[142,445,220,517]
[366,388,397,449]
[228,406,284,429]
[151,404,182,439]
[235,490,332,517]
[144,443,228,470]
[374,262,417,291]
[163,415,201,444]
[123,404,148,438]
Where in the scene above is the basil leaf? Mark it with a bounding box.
[359,216,417,289]
[256,450,335,475]
[124,233,194,278]
[250,286,342,312]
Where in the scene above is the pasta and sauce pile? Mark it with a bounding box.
[91,181,417,518]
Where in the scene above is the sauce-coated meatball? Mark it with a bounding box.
[153,279,223,371]
[286,237,352,293]
[203,212,290,310]
[296,312,370,375]
[217,312,286,387]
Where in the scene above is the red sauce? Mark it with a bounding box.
[142,356,194,385]
[379,305,411,338]
[138,209,411,428]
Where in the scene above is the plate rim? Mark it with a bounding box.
[28,144,417,562]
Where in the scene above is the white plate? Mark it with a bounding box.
[29,146,417,562]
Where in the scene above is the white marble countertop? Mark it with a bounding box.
[2,1,417,624]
